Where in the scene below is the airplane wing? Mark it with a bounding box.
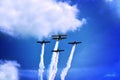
[44,41,50,43]
[52,34,67,37]
[52,50,56,52]
[68,41,82,44]
[59,34,67,36]
[52,37,66,40]
[68,42,74,44]
[76,42,82,44]
[52,49,64,52]
[37,41,50,44]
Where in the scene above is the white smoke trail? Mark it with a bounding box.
[38,43,45,80]
[60,45,76,80]
[50,52,59,80]
[48,41,59,80]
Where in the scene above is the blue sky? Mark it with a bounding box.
[0,0,120,80]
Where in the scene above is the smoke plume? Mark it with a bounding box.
[38,43,45,80]
[0,0,85,39]
[60,45,76,80]
[48,41,59,80]
[50,52,59,80]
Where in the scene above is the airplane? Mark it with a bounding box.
[52,49,64,52]
[52,34,67,37]
[52,37,66,40]
[52,34,67,40]
[37,40,50,44]
[68,41,82,45]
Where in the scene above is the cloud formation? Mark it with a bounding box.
[0,61,20,80]
[0,0,85,39]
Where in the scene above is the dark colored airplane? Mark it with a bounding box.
[52,34,67,37]
[52,37,66,40]
[52,49,64,52]
[68,41,82,45]
[37,40,50,44]
[52,34,67,40]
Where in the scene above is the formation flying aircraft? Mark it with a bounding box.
[52,34,67,40]
[52,49,64,52]
[37,40,50,44]
[68,41,82,45]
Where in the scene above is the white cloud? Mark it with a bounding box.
[0,61,20,80]
[0,0,85,39]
